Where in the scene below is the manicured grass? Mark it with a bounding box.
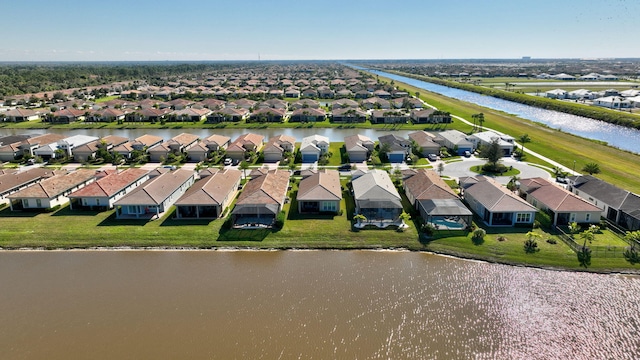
[469,164,521,177]
[423,224,637,272]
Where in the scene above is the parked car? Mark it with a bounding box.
[223,158,232,166]
[427,153,438,161]
[338,164,352,171]
[464,151,472,157]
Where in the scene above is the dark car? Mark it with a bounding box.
[338,164,352,171]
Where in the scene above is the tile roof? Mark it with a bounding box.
[520,177,604,212]
[114,169,194,206]
[68,168,149,198]
[175,169,241,206]
[465,177,537,212]
[404,169,457,201]
[297,169,342,201]
[8,169,96,199]
[235,169,289,206]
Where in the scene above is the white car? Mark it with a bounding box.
[224,158,233,166]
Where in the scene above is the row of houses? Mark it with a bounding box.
[1,99,452,125]
[0,128,515,169]
[545,88,640,109]
[2,160,639,232]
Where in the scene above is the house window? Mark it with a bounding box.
[570,213,576,222]
[586,213,591,222]
[516,213,531,223]
[96,198,100,206]
[23,199,29,207]
[83,199,88,206]
[322,201,336,212]
[36,199,42,207]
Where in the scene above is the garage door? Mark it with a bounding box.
[388,153,404,163]
[302,153,318,163]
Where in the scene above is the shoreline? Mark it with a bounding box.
[2,245,638,276]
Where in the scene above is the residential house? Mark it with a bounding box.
[114,169,195,219]
[299,135,329,163]
[378,134,411,163]
[33,134,98,160]
[568,175,640,231]
[226,133,265,162]
[352,169,403,227]
[7,169,96,210]
[461,176,537,227]
[50,108,86,124]
[344,134,375,163]
[138,108,170,123]
[0,168,55,205]
[332,99,359,108]
[546,89,568,99]
[436,130,474,155]
[469,131,515,156]
[68,168,150,210]
[370,110,409,124]
[148,133,199,162]
[289,107,326,122]
[202,134,231,152]
[112,134,163,159]
[331,107,367,123]
[231,169,290,228]
[206,107,248,123]
[96,108,126,123]
[72,135,128,163]
[410,109,452,124]
[248,107,285,123]
[290,99,320,110]
[403,169,472,229]
[519,177,602,226]
[593,96,631,109]
[297,169,342,214]
[175,168,242,219]
[361,97,391,110]
[407,131,440,157]
[0,133,65,161]
[171,107,211,122]
[263,134,296,163]
[4,108,41,122]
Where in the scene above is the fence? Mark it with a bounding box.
[555,226,631,258]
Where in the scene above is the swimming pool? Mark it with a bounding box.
[431,219,466,229]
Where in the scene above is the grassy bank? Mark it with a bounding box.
[377,74,640,193]
[1,203,637,273]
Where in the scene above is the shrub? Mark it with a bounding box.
[472,228,486,241]
[546,238,557,245]
[274,211,286,230]
[497,236,507,242]
[45,205,61,213]
[524,239,538,253]
[422,223,436,236]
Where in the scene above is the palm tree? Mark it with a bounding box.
[582,162,601,175]
[518,133,531,152]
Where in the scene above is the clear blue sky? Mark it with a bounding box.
[1,0,638,61]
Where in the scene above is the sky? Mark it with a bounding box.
[1,0,638,62]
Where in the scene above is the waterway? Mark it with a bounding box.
[360,68,640,154]
[1,250,638,359]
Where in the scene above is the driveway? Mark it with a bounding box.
[442,156,550,184]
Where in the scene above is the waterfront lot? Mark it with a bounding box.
[1,200,636,272]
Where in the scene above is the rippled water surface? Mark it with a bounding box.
[1,251,638,359]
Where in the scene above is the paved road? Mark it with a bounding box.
[420,98,579,176]
[441,156,550,185]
